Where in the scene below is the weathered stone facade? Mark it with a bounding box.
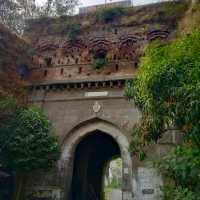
[25,2,187,200]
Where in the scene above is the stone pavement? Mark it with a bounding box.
[109,189,122,200]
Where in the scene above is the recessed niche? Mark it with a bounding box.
[45,57,52,67]
[115,64,119,71]
[44,70,48,77]
[78,67,82,74]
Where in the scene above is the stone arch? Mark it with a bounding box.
[59,118,133,200]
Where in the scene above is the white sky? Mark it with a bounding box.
[35,0,163,8]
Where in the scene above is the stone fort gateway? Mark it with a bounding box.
[24,2,186,200]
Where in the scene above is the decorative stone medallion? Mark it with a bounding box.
[93,101,101,113]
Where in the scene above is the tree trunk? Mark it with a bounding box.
[13,174,25,200]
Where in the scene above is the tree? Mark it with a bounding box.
[0,0,38,34]
[0,0,79,34]
[125,29,200,199]
[0,99,60,200]
[0,0,21,33]
[16,0,37,18]
[41,0,79,17]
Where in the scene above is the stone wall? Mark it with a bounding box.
[29,86,140,141]
[25,2,187,199]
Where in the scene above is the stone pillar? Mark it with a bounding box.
[135,167,163,200]
[132,129,184,200]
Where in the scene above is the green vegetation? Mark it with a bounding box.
[107,179,121,189]
[25,1,189,37]
[68,23,81,41]
[0,98,60,200]
[156,145,200,200]
[126,29,200,199]
[92,57,107,70]
[96,6,126,23]
[0,99,60,171]
[161,1,188,18]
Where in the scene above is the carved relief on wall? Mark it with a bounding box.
[31,29,169,69]
[29,29,170,82]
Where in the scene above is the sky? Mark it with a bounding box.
[35,0,163,8]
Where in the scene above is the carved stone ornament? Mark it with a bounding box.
[93,101,101,113]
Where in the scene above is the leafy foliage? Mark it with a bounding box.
[92,57,107,70]
[126,30,200,198]
[162,186,200,200]
[155,144,200,200]
[127,31,200,146]
[0,0,79,34]
[0,0,39,34]
[68,23,81,41]
[97,6,126,23]
[0,99,60,172]
[41,0,79,17]
[157,144,200,189]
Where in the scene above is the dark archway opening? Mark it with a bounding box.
[69,131,121,200]
[94,50,107,60]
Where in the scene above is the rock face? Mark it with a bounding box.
[24,2,188,200]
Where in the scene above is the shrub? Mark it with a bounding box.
[162,186,200,200]
[126,30,200,199]
[92,57,106,70]
[68,23,81,41]
[97,6,126,23]
[127,31,200,145]
[0,104,60,172]
[0,99,60,200]
[155,144,200,200]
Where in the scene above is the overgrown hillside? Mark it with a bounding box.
[24,1,189,42]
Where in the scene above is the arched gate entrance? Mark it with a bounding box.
[60,119,133,200]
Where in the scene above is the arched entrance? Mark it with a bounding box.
[60,119,133,200]
[70,131,120,200]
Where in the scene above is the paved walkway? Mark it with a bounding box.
[109,189,122,200]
